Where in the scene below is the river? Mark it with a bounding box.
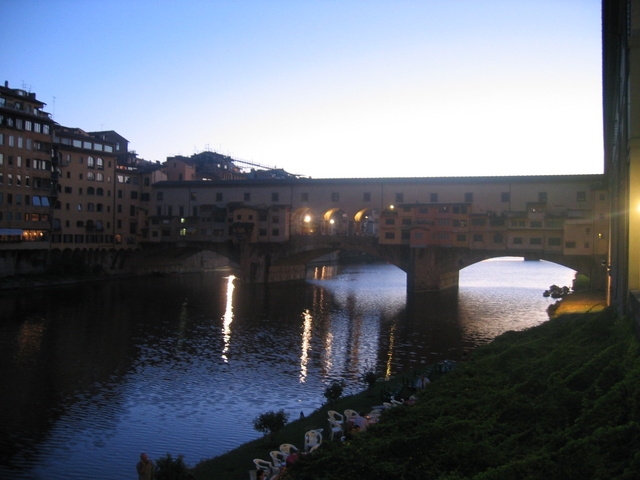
[0,257,575,479]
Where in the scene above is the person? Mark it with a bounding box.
[136,452,154,480]
[353,412,368,432]
[285,450,299,467]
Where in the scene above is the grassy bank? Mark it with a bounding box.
[285,307,640,479]
[191,374,419,479]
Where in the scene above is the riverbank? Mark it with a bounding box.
[189,294,633,480]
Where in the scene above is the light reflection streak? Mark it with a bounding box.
[299,309,313,382]
[385,321,397,379]
[221,275,236,363]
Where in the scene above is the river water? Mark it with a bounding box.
[0,257,575,479]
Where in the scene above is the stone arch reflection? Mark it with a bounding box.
[221,275,236,363]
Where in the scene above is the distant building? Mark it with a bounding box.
[0,81,56,248]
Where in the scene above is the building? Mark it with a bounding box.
[0,81,56,248]
[603,0,640,317]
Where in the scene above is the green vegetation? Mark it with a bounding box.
[192,307,640,480]
[288,308,640,479]
[253,410,290,442]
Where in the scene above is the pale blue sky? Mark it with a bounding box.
[1,0,603,178]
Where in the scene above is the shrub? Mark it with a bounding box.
[323,380,344,405]
[154,453,190,480]
[253,409,289,441]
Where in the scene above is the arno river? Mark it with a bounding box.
[0,258,575,479]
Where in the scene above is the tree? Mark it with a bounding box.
[323,380,344,406]
[253,409,289,442]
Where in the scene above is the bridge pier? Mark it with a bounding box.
[406,248,460,292]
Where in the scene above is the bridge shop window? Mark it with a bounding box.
[271,192,279,202]
[244,192,251,201]
[395,193,404,203]
[538,192,547,202]
[363,192,371,202]
[332,192,340,202]
[576,191,586,202]
[464,192,473,202]
[529,237,542,245]
[456,234,467,242]
[493,233,504,243]
[430,193,438,202]
[301,192,309,202]
[216,193,223,201]
[384,218,395,225]
[513,237,523,244]
[473,234,483,242]
[548,238,561,246]
[384,232,395,239]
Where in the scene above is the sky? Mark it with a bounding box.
[1,0,603,179]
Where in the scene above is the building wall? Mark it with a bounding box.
[0,83,56,248]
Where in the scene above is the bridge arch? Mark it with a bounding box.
[354,208,379,236]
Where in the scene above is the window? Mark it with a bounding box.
[471,218,486,226]
[244,192,251,201]
[493,233,504,243]
[301,192,309,202]
[216,193,223,201]
[473,234,483,242]
[87,156,95,168]
[385,218,395,225]
[384,232,395,240]
[464,192,473,203]
[577,191,587,202]
[395,193,404,203]
[530,221,542,228]
[565,241,576,248]
[363,192,371,202]
[513,237,523,244]
[530,237,542,245]
[456,234,467,242]
[271,192,279,202]
[331,192,339,202]
[548,238,562,246]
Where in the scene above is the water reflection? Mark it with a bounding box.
[221,275,236,363]
[299,309,313,382]
[0,259,576,480]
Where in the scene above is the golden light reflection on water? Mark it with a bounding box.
[221,275,236,363]
[385,321,397,379]
[16,318,46,366]
[299,309,313,382]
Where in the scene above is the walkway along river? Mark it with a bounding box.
[0,258,576,479]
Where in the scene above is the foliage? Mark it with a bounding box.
[253,409,289,441]
[573,274,591,291]
[323,381,344,405]
[288,308,640,480]
[361,370,378,391]
[155,453,191,480]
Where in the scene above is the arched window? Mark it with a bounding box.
[96,158,104,169]
[87,203,95,212]
[87,186,95,195]
[96,203,103,212]
[97,187,104,196]
[87,172,95,181]
[87,156,95,168]
[96,172,104,182]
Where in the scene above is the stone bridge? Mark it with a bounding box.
[185,235,607,292]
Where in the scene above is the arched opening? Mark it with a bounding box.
[354,208,378,236]
[322,208,347,235]
[291,207,316,235]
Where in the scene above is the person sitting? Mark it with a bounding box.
[353,412,368,432]
[285,451,299,467]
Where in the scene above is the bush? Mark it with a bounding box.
[253,409,289,441]
[154,453,190,480]
[323,380,344,405]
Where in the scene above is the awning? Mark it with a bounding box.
[0,229,24,235]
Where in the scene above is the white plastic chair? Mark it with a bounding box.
[328,418,343,441]
[279,443,298,456]
[390,397,404,406]
[304,429,322,451]
[269,450,287,467]
[253,458,273,474]
[344,409,359,424]
[327,410,344,425]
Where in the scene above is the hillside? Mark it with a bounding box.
[287,307,640,480]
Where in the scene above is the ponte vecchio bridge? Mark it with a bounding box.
[148,174,609,292]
